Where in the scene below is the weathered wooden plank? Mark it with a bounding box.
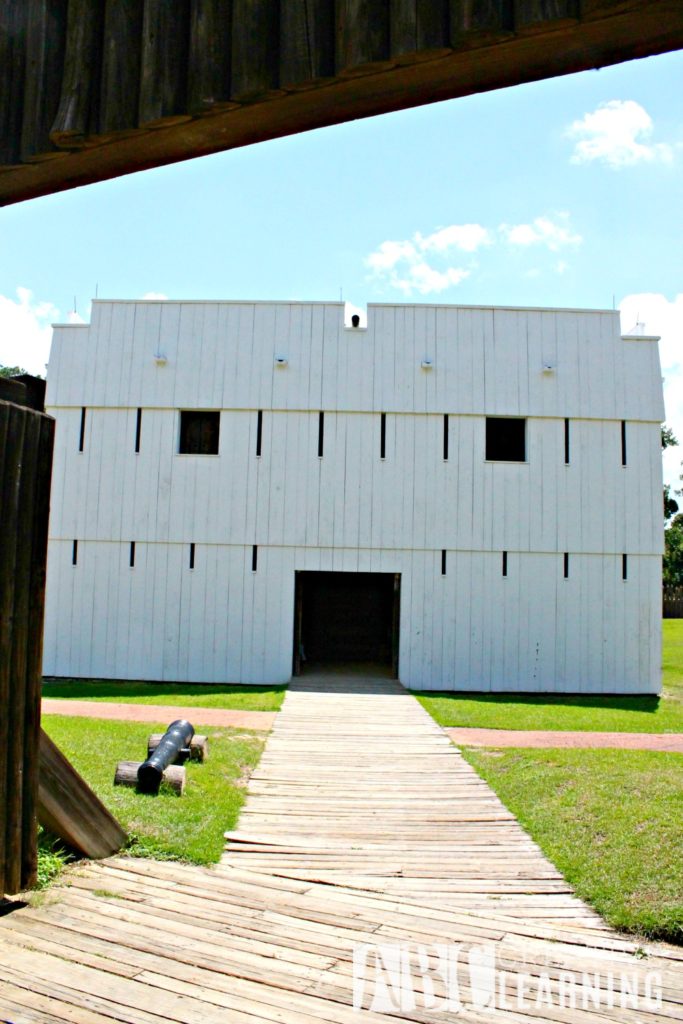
[50,0,104,145]
[336,0,391,73]
[21,413,55,889]
[20,0,68,161]
[514,0,579,30]
[280,0,335,87]
[188,0,234,113]
[450,0,513,40]
[99,0,144,135]
[5,411,41,893]
[139,0,191,127]
[38,729,127,859]
[0,1,28,166]
[230,0,280,99]
[390,0,451,61]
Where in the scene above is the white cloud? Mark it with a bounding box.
[0,287,59,376]
[500,213,582,251]
[365,222,488,295]
[619,292,683,491]
[566,100,674,169]
[141,291,169,300]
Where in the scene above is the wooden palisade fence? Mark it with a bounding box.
[0,376,54,895]
[663,587,683,619]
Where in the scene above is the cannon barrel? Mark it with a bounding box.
[137,719,194,793]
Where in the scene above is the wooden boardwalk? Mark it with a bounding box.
[1,676,682,1022]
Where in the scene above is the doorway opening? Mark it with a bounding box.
[293,571,400,678]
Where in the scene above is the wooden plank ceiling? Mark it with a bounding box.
[1,1,682,206]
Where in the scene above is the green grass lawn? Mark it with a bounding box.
[42,716,264,866]
[42,678,286,712]
[463,746,683,944]
[415,620,683,733]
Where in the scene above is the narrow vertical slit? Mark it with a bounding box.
[443,414,449,461]
[563,552,569,579]
[380,413,386,459]
[502,551,508,577]
[129,541,136,568]
[256,410,263,457]
[564,418,570,465]
[189,543,195,570]
[252,545,258,572]
[441,550,447,576]
[318,412,324,457]
[72,540,78,566]
[621,420,627,466]
[79,407,86,452]
[135,408,142,453]
[622,553,628,580]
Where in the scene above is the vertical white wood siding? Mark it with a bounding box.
[43,301,664,692]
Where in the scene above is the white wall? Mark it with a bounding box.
[43,301,664,692]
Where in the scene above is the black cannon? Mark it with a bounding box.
[137,720,194,794]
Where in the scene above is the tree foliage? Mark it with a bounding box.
[0,364,28,378]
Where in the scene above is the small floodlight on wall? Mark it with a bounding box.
[275,356,288,368]
[154,352,167,366]
[542,363,555,374]
[421,358,434,370]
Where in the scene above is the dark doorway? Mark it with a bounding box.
[293,571,400,678]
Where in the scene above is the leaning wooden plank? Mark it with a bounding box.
[138,0,191,127]
[38,729,127,858]
[279,0,336,87]
[20,0,68,161]
[50,0,104,145]
[188,0,234,113]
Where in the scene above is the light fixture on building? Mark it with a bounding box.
[542,363,555,374]
[275,356,288,367]
[421,358,433,370]
[154,352,167,365]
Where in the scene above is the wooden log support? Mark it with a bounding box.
[20,0,68,161]
[514,0,579,34]
[147,733,208,762]
[280,0,335,88]
[0,1,27,166]
[231,0,281,100]
[336,0,392,74]
[50,0,104,146]
[139,0,191,127]
[114,761,186,796]
[99,0,144,136]
[188,0,234,113]
[0,388,55,894]
[39,730,128,857]
[390,0,451,63]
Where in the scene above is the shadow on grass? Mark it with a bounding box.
[42,679,287,700]
[412,691,662,714]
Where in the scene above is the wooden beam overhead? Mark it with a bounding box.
[0,0,681,205]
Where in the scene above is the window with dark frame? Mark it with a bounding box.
[318,412,324,457]
[78,407,86,452]
[129,541,136,568]
[443,414,449,461]
[621,420,627,466]
[622,553,628,580]
[486,418,526,462]
[135,408,142,453]
[441,550,447,576]
[502,551,508,577]
[380,413,387,460]
[564,552,569,579]
[179,410,220,455]
[189,543,195,569]
[252,545,258,572]
[72,539,78,566]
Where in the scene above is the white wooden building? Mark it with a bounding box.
[43,300,664,692]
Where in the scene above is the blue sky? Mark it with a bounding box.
[1,48,681,482]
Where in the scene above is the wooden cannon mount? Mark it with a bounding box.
[114,721,208,796]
